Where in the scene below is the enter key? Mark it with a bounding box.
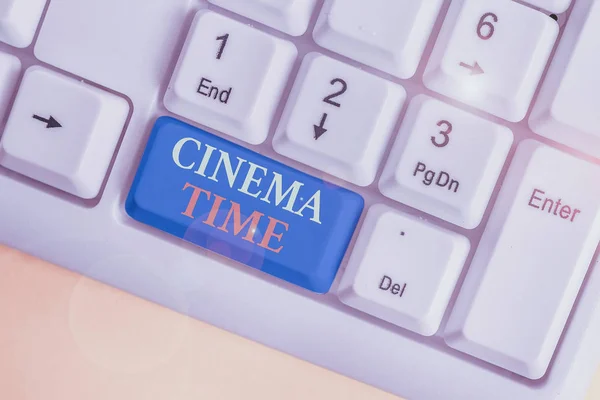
[445,140,600,380]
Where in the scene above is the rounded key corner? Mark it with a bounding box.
[124,189,157,226]
[22,64,49,77]
[113,93,132,113]
[497,124,515,142]
[271,130,288,152]
[336,282,354,302]
[409,93,433,107]
[154,115,181,129]
[416,319,442,338]
[280,38,300,56]
[68,174,102,200]
[349,172,376,189]
[443,326,468,348]
[124,193,146,224]
[503,107,528,124]
[8,37,30,50]
[456,231,473,249]
[342,191,365,214]
[377,174,397,198]
[302,51,326,64]
[524,361,555,382]
[312,20,329,45]
[546,14,562,33]
[309,279,334,295]
[517,138,545,153]
[1,52,22,69]
[367,203,394,218]
[460,216,482,232]
[124,195,136,218]
[192,7,216,20]
[289,25,310,39]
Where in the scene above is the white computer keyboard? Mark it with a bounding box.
[1,0,600,399]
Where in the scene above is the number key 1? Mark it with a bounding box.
[379,95,513,229]
[164,10,296,145]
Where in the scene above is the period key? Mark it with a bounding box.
[445,140,600,379]
[126,117,363,293]
[338,204,469,336]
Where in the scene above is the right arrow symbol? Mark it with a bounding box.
[32,114,62,128]
[459,61,484,75]
[313,113,328,140]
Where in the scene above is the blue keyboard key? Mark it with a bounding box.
[126,117,364,293]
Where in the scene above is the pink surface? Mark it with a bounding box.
[0,245,399,400]
[1,245,600,399]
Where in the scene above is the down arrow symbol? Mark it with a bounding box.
[313,113,328,140]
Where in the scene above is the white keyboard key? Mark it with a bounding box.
[34,0,193,98]
[313,0,444,79]
[0,66,129,199]
[339,204,469,336]
[208,0,318,36]
[273,53,405,186]
[445,140,600,379]
[0,53,20,120]
[529,0,600,157]
[0,0,46,48]
[520,0,571,13]
[380,96,512,229]
[423,0,558,122]
[164,10,296,145]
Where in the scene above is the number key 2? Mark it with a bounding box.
[423,0,558,122]
[379,96,513,229]
[274,53,406,187]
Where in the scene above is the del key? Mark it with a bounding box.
[445,140,600,379]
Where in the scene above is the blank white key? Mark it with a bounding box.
[274,53,405,186]
[339,204,469,336]
[529,0,600,158]
[208,0,318,36]
[380,96,512,229]
[314,0,444,79]
[0,66,129,199]
[164,10,296,145]
[424,0,558,122]
[445,140,600,379]
[520,0,571,13]
[0,53,20,120]
[0,0,46,48]
[34,0,193,98]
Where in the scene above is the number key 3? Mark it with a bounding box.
[380,96,513,229]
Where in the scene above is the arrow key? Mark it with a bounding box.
[274,53,406,186]
[423,0,558,122]
[0,66,129,199]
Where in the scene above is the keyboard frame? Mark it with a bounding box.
[1,1,599,399]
